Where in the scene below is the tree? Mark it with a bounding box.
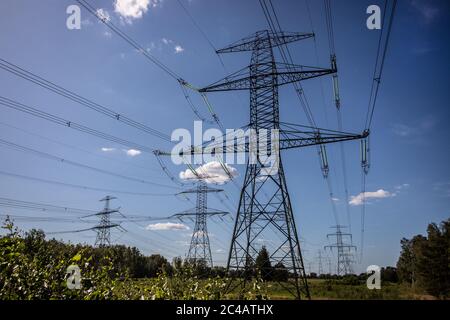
[272,262,289,282]
[255,246,273,281]
[396,218,450,298]
[381,266,398,283]
[415,221,449,298]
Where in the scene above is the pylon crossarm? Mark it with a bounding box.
[156,128,368,157]
[177,187,224,195]
[199,66,335,92]
[169,210,229,219]
[216,30,314,53]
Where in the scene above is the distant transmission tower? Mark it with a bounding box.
[324,225,356,275]
[94,195,120,247]
[172,181,228,268]
[316,250,324,275]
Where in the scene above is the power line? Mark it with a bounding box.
[76,0,182,81]
[0,58,171,142]
[365,0,397,129]
[0,170,176,197]
[0,197,96,216]
[0,95,158,154]
[0,138,180,190]
[0,121,164,175]
[259,0,318,128]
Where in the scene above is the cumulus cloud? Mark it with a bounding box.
[349,189,394,206]
[179,161,238,184]
[101,147,116,152]
[146,222,189,231]
[114,0,162,22]
[174,45,184,53]
[125,149,141,157]
[161,37,172,45]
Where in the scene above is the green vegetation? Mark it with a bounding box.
[396,218,449,299]
[0,216,448,300]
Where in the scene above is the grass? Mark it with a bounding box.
[115,277,423,300]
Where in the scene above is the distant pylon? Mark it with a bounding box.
[324,225,356,275]
[316,250,324,275]
[172,181,228,268]
[94,195,119,247]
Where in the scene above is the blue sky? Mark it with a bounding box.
[0,0,449,274]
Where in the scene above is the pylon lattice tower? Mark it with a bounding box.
[173,181,228,268]
[165,29,369,299]
[192,30,369,300]
[324,225,356,275]
[94,195,120,247]
[316,250,324,275]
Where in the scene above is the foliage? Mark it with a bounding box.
[255,246,273,281]
[396,218,449,299]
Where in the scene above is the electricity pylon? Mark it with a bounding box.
[172,181,228,268]
[94,195,120,247]
[162,30,369,299]
[316,250,324,275]
[324,225,356,275]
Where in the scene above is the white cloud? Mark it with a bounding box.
[146,222,189,231]
[331,197,340,202]
[394,183,410,191]
[125,149,141,157]
[349,189,394,206]
[101,147,116,152]
[161,37,172,45]
[392,115,437,140]
[103,31,112,38]
[174,45,184,53]
[179,161,238,184]
[114,0,158,21]
[96,8,111,22]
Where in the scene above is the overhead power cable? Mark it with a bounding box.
[0,58,171,142]
[0,95,157,154]
[0,138,180,190]
[0,197,96,215]
[365,0,397,130]
[0,170,176,197]
[76,0,181,81]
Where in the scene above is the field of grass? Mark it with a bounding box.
[115,278,424,300]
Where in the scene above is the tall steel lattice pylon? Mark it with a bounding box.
[173,29,369,299]
[199,30,332,299]
[94,195,119,247]
[324,225,356,275]
[173,181,228,268]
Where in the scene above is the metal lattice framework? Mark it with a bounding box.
[158,30,369,299]
[173,181,228,268]
[199,30,367,299]
[94,195,120,247]
[324,225,356,275]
